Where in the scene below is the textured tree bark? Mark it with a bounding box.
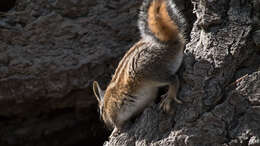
[0,0,259,146]
[106,0,260,146]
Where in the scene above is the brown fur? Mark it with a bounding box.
[148,0,179,42]
[102,41,146,126]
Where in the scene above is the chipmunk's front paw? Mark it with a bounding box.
[109,127,120,139]
[159,94,174,114]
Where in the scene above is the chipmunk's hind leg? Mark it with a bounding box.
[159,75,182,114]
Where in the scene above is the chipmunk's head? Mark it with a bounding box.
[93,81,105,117]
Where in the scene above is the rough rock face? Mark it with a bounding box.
[0,0,142,145]
[0,0,259,146]
[106,0,260,146]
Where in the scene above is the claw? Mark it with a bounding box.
[109,127,120,139]
[160,92,182,114]
[160,97,172,113]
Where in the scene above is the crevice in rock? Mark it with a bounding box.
[0,88,110,146]
[227,47,260,88]
[0,0,16,12]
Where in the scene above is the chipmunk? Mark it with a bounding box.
[93,0,187,136]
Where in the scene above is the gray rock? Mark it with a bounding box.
[0,0,259,146]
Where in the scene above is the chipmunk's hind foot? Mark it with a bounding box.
[160,95,174,114]
[159,76,182,114]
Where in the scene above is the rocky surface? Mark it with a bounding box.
[0,0,259,146]
[107,71,260,146]
[0,0,142,145]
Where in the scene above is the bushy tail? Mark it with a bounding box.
[138,0,187,44]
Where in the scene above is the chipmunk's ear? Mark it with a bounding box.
[93,81,104,103]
